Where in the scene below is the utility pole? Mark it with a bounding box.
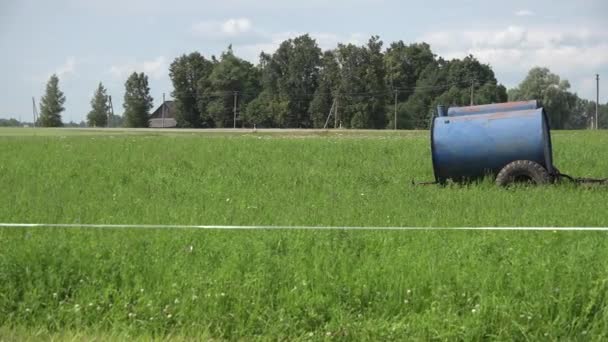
[335,96,339,128]
[108,95,114,128]
[333,97,337,128]
[162,93,166,128]
[323,99,335,129]
[233,91,238,128]
[596,74,600,129]
[31,97,38,127]
[106,95,111,128]
[394,90,398,130]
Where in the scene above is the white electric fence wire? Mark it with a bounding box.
[1,223,607,231]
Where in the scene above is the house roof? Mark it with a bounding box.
[150,101,175,119]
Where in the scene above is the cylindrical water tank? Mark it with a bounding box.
[431,108,553,182]
[447,100,538,116]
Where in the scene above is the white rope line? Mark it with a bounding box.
[1,223,608,231]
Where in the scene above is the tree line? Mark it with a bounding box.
[33,35,606,129]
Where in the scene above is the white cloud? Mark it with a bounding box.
[192,18,261,42]
[71,0,386,15]
[55,57,76,79]
[31,57,77,83]
[191,17,368,62]
[515,9,534,17]
[233,31,367,62]
[221,18,252,35]
[421,26,608,70]
[109,56,167,80]
[419,25,608,97]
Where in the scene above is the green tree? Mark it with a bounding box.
[260,34,322,127]
[335,36,389,129]
[432,55,506,108]
[601,102,608,129]
[568,98,595,129]
[202,46,261,127]
[123,72,153,128]
[398,55,507,129]
[384,41,435,100]
[87,82,109,127]
[308,51,340,127]
[243,91,289,127]
[0,118,21,127]
[110,114,124,128]
[508,67,577,129]
[169,52,214,127]
[39,74,65,127]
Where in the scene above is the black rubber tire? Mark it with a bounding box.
[495,160,551,187]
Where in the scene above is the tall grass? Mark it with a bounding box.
[0,130,606,227]
[0,129,607,339]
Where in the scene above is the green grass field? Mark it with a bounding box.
[1,128,608,340]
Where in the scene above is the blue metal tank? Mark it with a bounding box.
[447,100,538,116]
[431,106,554,182]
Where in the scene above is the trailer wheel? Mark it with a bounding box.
[495,160,551,186]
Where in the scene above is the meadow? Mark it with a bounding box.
[1,128,608,340]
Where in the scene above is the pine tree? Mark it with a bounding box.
[87,82,110,127]
[123,72,153,127]
[39,74,65,127]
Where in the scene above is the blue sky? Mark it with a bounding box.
[1,0,606,122]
